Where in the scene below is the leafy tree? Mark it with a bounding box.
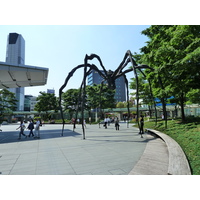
[186,89,200,105]
[86,84,116,110]
[86,85,101,109]
[61,85,116,120]
[34,92,59,120]
[130,71,156,119]
[87,84,116,119]
[116,102,125,108]
[137,25,200,122]
[61,89,81,119]
[0,89,17,117]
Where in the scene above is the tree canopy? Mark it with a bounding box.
[60,84,116,119]
[34,92,59,119]
[0,89,17,113]
[133,25,200,121]
[86,84,116,110]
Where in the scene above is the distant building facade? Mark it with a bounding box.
[47,89,55,94]
[6,33,25,111]
[87,69,126,102]
[24,95,38,111]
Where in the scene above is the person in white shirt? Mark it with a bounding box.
[104,117,108,129]
[16,120,27,139]
[34,119,40,138]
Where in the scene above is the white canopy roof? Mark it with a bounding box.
[0,62,49,89]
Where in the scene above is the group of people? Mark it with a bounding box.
[103,116,120,130]
[103,115,145,136]
[16,119,41,140]
[15,115,145,139]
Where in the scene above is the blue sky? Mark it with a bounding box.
[0,1,196,197]
[0,1,196,97]
[0,25,150,96]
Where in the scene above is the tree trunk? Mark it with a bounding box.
[161,97,168,129]
[158,75,167,128]
[180,93,186,122]
[148,79,157,126]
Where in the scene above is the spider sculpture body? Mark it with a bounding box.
[59,50,153,139]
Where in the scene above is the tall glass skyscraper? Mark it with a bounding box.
[6,33,25,111]
[87,69,126,102]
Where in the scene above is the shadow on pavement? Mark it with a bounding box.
[86,133,157,143]
[0,129,81,144]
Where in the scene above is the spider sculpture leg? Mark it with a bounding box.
[123,74,130,128]
[80,54,117,139]
[113,50,140,127]
[59,54,108,138]
[81,57,88,139]
[113,50,153,131]
[59,64,84,136]
[80,54,108,139]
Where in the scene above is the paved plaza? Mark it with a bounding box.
[0,122,168,175]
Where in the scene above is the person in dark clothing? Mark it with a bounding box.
[104,117,108,129]
[28,119,34,137]
[114,117,120,131]
[139,115,144,138]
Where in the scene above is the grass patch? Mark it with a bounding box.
[143,118,200,175]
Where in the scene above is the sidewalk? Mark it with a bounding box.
[129,133,169,175]
[0,122,168,175]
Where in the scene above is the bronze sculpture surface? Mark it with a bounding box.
[59,50,153,139]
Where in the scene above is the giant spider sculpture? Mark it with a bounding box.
[59,50,153,139]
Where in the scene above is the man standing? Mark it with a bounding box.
[139,115,144,138]
[114,117,120,131]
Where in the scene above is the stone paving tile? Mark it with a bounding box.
[0,123,162,175]
[0,170,10,175]
[0,159,17,165]
[9,169,36,175]
[0,162,15,170]
[108,168,127,175]
[129,134,169,175]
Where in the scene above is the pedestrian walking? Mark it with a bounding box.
[114,117,120,130]
[84,119,86,128]
[139,115,144,138]
[89,117,91,125]
[104,117,108,129]
[107,117,111,126]
[27,119,34,137]
[71,118,77,131]
[34,119,40,138]
[16,120,27,139]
